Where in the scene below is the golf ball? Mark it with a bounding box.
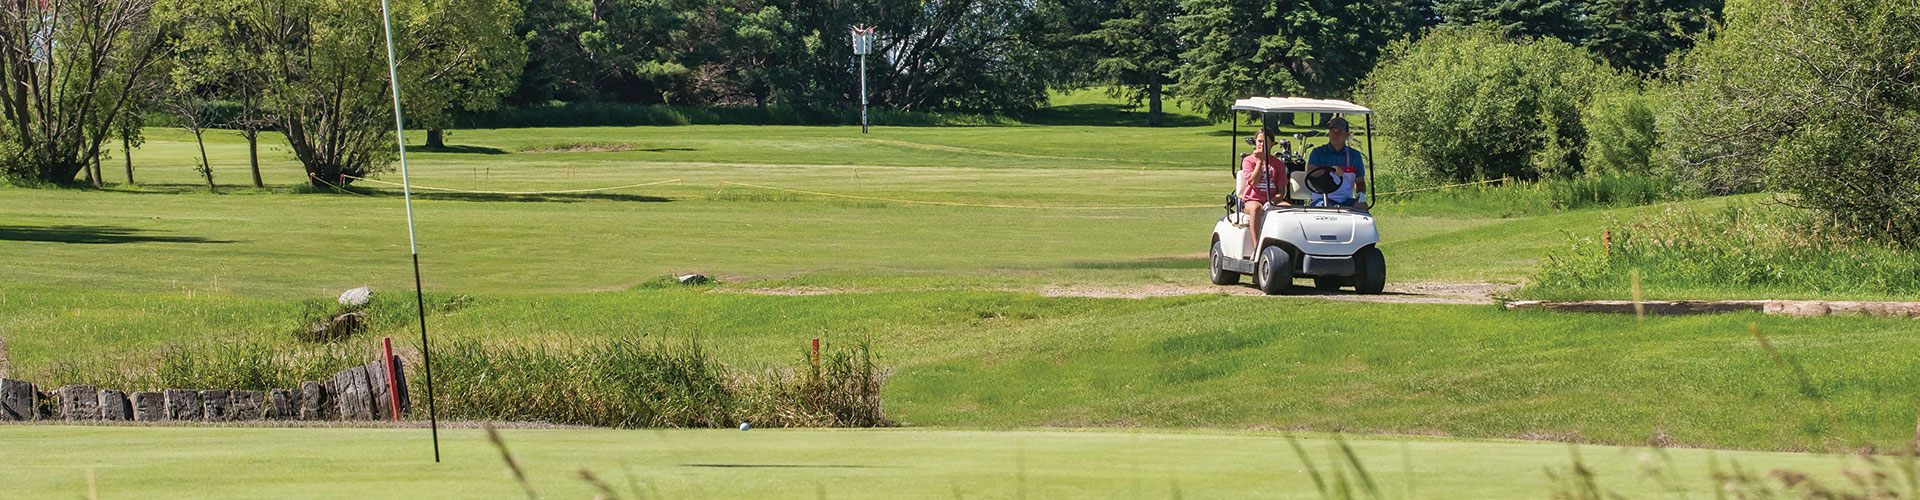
[739,422,750,431]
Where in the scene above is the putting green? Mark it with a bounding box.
[0,426,1859,499]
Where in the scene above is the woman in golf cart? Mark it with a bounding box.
[1235,127,1290,253]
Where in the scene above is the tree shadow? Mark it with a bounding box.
[377,190,674,204]
[0,224,235,244]
[411,145,510,155]
[1017,104,1213,127]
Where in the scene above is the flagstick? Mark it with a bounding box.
[377,0,440,462]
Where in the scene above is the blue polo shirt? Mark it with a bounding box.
[1306,144,1365,205]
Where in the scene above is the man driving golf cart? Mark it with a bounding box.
[1305,116,1368,210]
[1208,97,1386,295]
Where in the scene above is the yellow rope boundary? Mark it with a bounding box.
[343,175,683,195]
[1376,177,1511,196]
[717,180,1217,210]
[320,172,1510,209]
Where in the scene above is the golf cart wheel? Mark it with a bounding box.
[1312,277,1347,291]
[1355,246,1387,294]
[1208,239,1240,285]
[1256,245,1292,295]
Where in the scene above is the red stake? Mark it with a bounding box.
[382,337,402,421]
[1604,230,1612,257]
[811,338,821,371]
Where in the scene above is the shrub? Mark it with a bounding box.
[1358,26,1630,183]
[1580,89,1661,178]
[1663,0,1920,242]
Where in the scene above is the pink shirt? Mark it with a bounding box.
[1239,154,1285,203]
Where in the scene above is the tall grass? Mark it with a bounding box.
[27,333,888,428]
[1523,201,1920,300]
[1377,174,1683,218]
[454,102,1018,129]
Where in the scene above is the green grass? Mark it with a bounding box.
[0,426,1874,499]
[9,108,1920,495]
[3,119,1600,298]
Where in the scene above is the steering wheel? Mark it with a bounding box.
[1302,165,1343,195]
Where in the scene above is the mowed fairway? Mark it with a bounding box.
[0,426,1867,499]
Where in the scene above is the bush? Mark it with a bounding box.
[1580,89,1661,178]
[1524,202,1920,300]
[1663,0,1920,242]
[1358,26,1631,183]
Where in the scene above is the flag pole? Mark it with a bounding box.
[377,0,440,462]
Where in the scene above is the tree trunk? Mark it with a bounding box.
[1147,78,1164,128]
[425,129,445,148]
[90,154,103,188]
[246,131,263,188]
[193,130,214,189]
[122,135,133,184]
[83,159,96,186]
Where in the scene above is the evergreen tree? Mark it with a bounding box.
[1584,0,1723,74]
[1437,0,1587,44]
[1077,0,1183,126]
[1173,0,1432,121]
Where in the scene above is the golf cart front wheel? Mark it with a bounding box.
[1208,239,1240,285]
[1355,246,1387,294]
[1256,245,1292,295]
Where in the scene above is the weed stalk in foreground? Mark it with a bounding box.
[485,423,539,500]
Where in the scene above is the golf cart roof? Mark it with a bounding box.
[1231,97,1372,115]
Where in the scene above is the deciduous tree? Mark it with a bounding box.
[0,0,172,184]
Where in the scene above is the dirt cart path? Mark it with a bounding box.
[723,282,1515,305]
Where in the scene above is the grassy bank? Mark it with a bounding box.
[0,426,1876,499]
[11,286,1920,451]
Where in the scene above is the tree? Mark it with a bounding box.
[1436,0,1586,45]
[864,0,1053,112]
[1583,0,1721,74]
[408,0,526,148]
[0,0,172,184]
[1173,0,1433,121]
[1358,26,1629,182]
[238,0,525,188]
[1076,0,1183,126]
[508,0,598,104]
[176,0,272,187]
[165,90,218,190]
[1664,0,1920,242]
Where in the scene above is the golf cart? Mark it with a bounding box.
[1208,97,1386,295]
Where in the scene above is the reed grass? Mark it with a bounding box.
[1522,201,1920,300]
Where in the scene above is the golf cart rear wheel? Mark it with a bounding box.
[1256,245,1292,295]
[1208,239,1240,285]
[1355,246,1387,294]
[1312,277,1347,291]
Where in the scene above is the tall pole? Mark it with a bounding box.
[860,55,869,134]
[377,0,440,462]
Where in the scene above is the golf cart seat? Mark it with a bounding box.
[1287,171,1310,203]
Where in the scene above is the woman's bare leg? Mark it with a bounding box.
[1242,202,1263,258]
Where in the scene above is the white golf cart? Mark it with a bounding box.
[1208,97,1386,295]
